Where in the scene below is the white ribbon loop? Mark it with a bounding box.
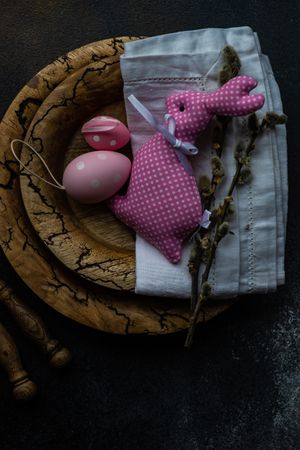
[189,209,212,242]
[10,139,65,190]
[164,114,198,155]
[200,209,211,229]
[128,95,199,174]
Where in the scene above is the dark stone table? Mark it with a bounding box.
[0,1,299,449]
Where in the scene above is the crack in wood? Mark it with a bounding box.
[74,245,92,269]
[41,76,59,91]
[15,214,88,306]
[22,173,69,245]
[73,255,131,288]
[1,226,14,250]
[150,307,190,331]
[0,158,19,190]
[15,215,45,257]
[74,268,125,290]
[54,54,74,73]
[106,304,131,334]
[15,97,42,135]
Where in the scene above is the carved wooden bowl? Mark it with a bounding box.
[0,37,236,334]
[19,57,135,290]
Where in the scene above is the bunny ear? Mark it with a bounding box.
[229,75,258,92]
[235,93,265,115]
[205,75,265,117]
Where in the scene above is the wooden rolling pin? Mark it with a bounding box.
[0,281,72,368]
[0,321,37,400]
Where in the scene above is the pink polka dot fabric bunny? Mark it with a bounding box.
[110,76,265,263]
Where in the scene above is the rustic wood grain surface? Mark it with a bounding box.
[19,56,136,290]
[0,37,237,334]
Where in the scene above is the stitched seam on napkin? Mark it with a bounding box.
[247,184,255,292]
[242,117,256,292]
[205,76,216,292]
[126,77,206,83]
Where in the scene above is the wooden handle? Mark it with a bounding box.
[0,283,72,368]
[0,322,37,400]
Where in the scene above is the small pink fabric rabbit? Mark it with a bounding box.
[110,76,265,263]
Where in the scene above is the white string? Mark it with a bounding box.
[203,49,224,79]
[165,49,223,95]
[10,139,66,190]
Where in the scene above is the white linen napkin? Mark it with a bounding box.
[120,27,287,298]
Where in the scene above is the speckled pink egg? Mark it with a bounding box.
[63,151,131,204]
[81,116,130,151]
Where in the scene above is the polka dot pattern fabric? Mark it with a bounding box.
[110,76,265,263]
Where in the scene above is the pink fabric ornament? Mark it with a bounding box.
[63,151,131,204]
[81,116,130,151]
[109,76,265,263]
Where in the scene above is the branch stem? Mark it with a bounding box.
[186,127,261,348]
[189,117,230,311]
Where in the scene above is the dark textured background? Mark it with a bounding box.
[0,1,299,449]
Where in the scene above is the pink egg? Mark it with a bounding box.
[63,151,131,204]
[81,116,130,151]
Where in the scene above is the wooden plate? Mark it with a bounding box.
[0,37,236,334]
[19,57,135,290]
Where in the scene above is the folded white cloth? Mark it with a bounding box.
[120,26,287,298]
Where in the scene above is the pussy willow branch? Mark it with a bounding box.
[189,117,229,312]
[188,45,240,312]
[184,114,284,349]
[184,132,258,348]
[204,116,231,207]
